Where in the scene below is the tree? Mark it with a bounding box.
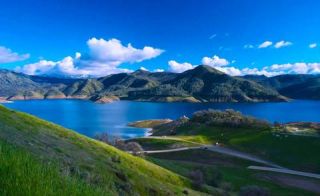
[125,142,144,156]
[95,132,111,144]
[114,138,126,150]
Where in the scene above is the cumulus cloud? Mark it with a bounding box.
[17,38,164,77]
[168,60,195,73]
[237,63,320,77]
[258,41,273,48]
[16,60,56,75]
[274,40,292,48]
[0,46,30,63]
[199,55,241,76]
[169,53,320,77]
[309,43,317,48]
[201,55,229,67]
[87,38,163,64]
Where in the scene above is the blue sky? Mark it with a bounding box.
[0,0,320,77]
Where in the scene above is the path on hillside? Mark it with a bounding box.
[136,136,283,168]
[142,144,283,168]
[248,166,320,180]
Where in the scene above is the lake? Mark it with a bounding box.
[3,100,320,139]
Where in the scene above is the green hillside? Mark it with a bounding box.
[0,105,204,195]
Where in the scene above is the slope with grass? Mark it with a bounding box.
[0,105,206,195]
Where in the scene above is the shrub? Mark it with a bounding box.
[125,142,144,156]
[95,132,111,145]
[191,109,270,128]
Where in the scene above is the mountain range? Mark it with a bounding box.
[1,65,319,103]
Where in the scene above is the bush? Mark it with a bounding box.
[239,185,270,196]
[189,169,204,189]
[114,138,126,150]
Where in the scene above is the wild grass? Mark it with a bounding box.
[0,105,202,195]
[0,140,105,196]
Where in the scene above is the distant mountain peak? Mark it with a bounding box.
[184,65,225,75]
[132,69,150,76]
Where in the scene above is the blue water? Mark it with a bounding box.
[3,100,320,139]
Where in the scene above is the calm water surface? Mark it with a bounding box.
[3,100,320,139]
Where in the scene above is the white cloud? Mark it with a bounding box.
[239,62,320,77]
[0,46,30,63]
[274,40,292,48]
[309,43,317,48]
[16,38,164,77]
[87,38,163,64]
[215,66,242,76]
[244,44,254,49]
[139,66,148,71]
[154,69,164,72]
[168,53,320,77]
[258,41,273,48]
[16,60,56,75]
[168,60,195,73]
[201,55,229,67]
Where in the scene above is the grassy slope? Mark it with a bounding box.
[128,138,198,150]
[0,105,203,195]
[0,140,105,196]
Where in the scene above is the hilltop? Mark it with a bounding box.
[243,74,320,99]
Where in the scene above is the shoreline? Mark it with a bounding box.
[0,96,295,104]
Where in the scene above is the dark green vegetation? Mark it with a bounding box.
[149,109,320,173]
[130,110,320,195]
[243,74,320,99]
[0,105,208,195]
[147,150,317,195]
[0,65,287,102]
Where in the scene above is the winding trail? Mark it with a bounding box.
[248,166,320,180]
[136,136,283,168]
